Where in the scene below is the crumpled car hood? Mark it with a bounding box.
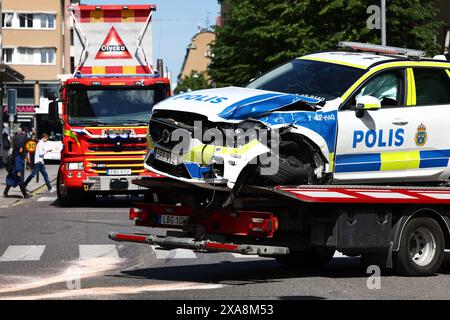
[154,87,321,122]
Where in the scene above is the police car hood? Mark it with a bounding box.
[154,87,321,123]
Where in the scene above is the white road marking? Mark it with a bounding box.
[79,245,120,261]
[0,245,46,262]
[37,197,57,202]
[0,282,225,300]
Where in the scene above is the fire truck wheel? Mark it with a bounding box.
[394,217,445,276]
[276,246,335,269]
[57,172,82,207]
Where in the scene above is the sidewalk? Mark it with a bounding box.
[0,163,59,208]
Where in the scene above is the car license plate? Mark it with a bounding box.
[106,169,132,176]
[158,214,189,226]
[155,149,178,165]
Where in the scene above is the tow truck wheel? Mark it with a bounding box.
[57,171,81,207]
[394,217,445,276]
[276,246,335,269]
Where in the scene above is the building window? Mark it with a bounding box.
[15,48,56,65]
[19,13,34,28]
[6,84,35,105]
[39,14,55,29]
[40,48,55,64]
[40,83,59,100]
[3,49,14,64]
[2,13,14,27]
[18,48,35,64]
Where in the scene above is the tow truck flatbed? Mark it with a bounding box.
[111,178,450,276]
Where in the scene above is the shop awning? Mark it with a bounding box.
[0,64,25,83]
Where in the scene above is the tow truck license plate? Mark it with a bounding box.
[158,214,189,226]
[155,149,178,165]
[106,169,132,176]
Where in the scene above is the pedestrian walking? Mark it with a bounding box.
[2,126,10,166]
[12,127,27,156]
[23,133,53,192]
[3,138,30,198]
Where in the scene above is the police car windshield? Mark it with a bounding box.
[247,59,364,101]
[67,86,168,126]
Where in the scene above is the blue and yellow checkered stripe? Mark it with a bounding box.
[335,150,450,173]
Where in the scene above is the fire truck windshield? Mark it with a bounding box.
[67,86,167,126]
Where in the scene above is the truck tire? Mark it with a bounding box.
[394,217,445,276]
[276,247,335,269]
[57,171,82,207]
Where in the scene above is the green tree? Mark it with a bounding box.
[210,0,444,87]
[174,71,212,94]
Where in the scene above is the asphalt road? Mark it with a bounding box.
[0,189,450,300]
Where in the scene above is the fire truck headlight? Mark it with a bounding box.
[66,162,84,171]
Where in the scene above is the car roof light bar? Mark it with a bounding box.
[339,41,426,58]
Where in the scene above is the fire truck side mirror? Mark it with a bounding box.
[46,91,59,101]
[48,101,59,122]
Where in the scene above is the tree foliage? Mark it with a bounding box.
[210,0,444,87]
[174,71,212,94]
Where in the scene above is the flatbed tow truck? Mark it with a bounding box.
[110,178,450,276]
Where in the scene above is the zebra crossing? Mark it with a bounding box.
[0,243,356,263]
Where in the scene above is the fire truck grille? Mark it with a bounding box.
[85,138,147,176]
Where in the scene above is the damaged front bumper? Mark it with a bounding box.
[144,136,271,190]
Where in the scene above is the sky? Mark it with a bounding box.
[82,0,220,86]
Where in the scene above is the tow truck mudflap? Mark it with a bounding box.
[108,232,290,256]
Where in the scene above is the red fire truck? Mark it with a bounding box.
[48,4,170,206]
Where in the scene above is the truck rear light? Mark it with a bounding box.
[130,207,144,220]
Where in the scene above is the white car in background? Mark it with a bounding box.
[44,134,63,161]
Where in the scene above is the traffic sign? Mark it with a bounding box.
[7,89,17,115]
[25,140,37,153]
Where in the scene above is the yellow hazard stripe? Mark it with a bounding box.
[181,140,262,164]
[123,66,137,74]
[342,61,450,101]
[329,152,335,171]
[446,70,450,78]
[90,164,143,168]
[84,126,145,130]
[64,129,80,146]
[406,68,417,106]
[85,151,146,155]
[92,169,145,174]
[90,10,104,23]
[121,9,135,22]
[299,57,368,70]
[92,66,106,75]
[86,157,144,161]
[380,151,421,171]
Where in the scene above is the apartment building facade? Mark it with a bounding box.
[178,30,215,83]
[1,0,74,133]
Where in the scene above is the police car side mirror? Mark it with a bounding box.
[355,96,381,118]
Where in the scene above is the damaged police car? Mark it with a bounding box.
[145,42,450,192]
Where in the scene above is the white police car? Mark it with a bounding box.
[145,42,450,191]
